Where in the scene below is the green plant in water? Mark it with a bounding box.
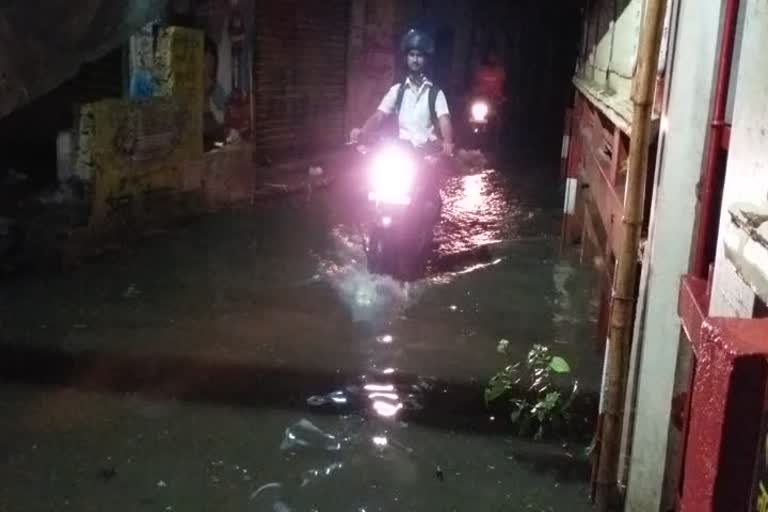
[486,342,579,440]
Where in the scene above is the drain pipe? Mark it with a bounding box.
[594,0,668,509]
[691,0,741,279]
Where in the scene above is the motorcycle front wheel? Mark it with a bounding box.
[367,228,420,280]
[367,228,391,275]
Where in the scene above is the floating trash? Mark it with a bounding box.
[280,419,341,452]
[306,390,349,407]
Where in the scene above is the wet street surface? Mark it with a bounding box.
[0,157,599,511]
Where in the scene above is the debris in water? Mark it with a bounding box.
[250,482,293,512]
[280,419,341,452]
[306,396,326,406]
[157,480,168,488]
[250,482,282,500]
[306,390,348,407]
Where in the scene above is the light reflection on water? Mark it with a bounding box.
[436,170,515,254]
[454,173,486,212]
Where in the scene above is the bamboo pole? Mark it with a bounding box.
[594,0,668,509]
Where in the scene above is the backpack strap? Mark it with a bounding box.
[429,85,440,136]
[394,81,407,115]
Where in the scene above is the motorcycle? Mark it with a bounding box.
[466,97,500,153]
[355,139,443,280]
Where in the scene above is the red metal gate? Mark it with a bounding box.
[678,278,768,511]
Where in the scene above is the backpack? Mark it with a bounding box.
[393,80,442,137]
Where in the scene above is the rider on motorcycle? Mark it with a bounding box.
[471,47,506,106]
[350,29,455,158]
[468,46,506,151]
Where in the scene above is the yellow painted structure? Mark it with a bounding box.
[75,27,203,228]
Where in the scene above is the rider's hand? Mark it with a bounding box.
[442,142,455,157]
[350,128,362,144]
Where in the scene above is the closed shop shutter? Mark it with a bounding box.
[253,0,349,158]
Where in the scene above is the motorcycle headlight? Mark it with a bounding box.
[471,102,490,123]
[368,147,415,205]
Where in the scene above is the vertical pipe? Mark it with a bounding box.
[594,0,668,509]
[691,0,740,279]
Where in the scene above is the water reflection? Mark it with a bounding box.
[437,170,512,254]
[372,400,403,418]
[455,173,485,212]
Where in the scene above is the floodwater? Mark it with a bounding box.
[0,154,600,511]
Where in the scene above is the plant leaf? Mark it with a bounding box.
[530,376,546,392]
[485,377,509,405]
[543,391,561,409]
[548,356,571,374]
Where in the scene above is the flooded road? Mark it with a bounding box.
[0,157,600,511]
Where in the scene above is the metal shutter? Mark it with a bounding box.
[253,0,349,158]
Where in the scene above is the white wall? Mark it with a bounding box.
[725,0,747,124]
[580,0,643,98]
[709,0,768,317]
[623,0,724,509]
